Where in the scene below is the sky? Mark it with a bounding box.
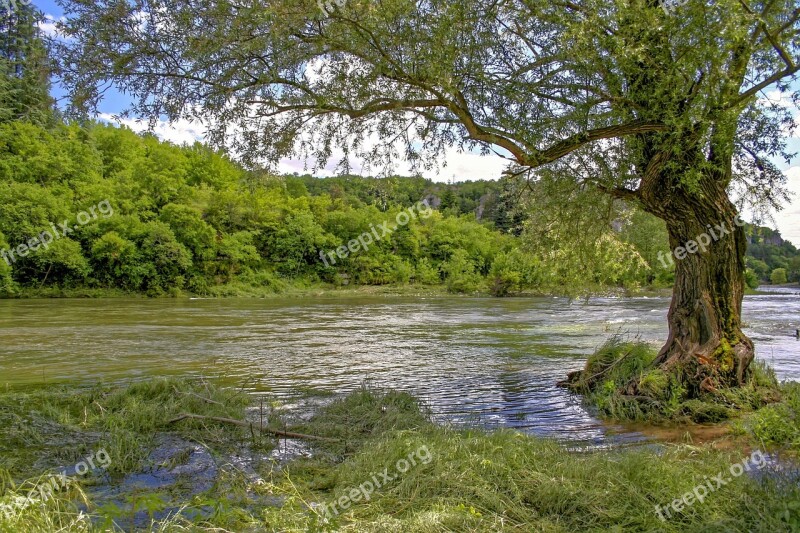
[34,1,800,245]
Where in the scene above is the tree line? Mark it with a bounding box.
[1,119,797,298]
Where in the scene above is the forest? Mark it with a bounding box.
[0,119,797,299]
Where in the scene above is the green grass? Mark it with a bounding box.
[563,336,783,423]
[2,380,800,531]
[0,378,255,478]
[294,387,432,459]
[735,382,800,451]
[268,429,800,532]
[258,389,800,532]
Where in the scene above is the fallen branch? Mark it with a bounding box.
[585,347,636,384]
[166,413,339,442]
[173,386,224,406]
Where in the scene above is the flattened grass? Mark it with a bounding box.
[2,380,799,531]
[264,390,800,532]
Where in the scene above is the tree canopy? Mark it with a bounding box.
[1,2,52,125]
[55,0,797,206]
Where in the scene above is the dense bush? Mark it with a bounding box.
[770,267,788,285]
[1,120,796,297]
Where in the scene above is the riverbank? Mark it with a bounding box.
[6,281,677,300]
[8,280,795,301]
[1,378,798,532]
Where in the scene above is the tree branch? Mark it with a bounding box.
[731,63,800,107]
[528,120,668,166]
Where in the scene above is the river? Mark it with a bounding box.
[1,288,797,447]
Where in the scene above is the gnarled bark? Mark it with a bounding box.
[636,189,754,396]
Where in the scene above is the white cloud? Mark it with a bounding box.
[38,14,63,38]
[97,113,206,147]
[408,150,508,182]
[760,89,794,109]
[93,111,800,242]
[276,147,508,182]
[775,166,800,245]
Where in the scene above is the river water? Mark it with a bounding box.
[1,288,797,447]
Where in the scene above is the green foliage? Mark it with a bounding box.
[0,5,53,126]
[744,268,760,289]
[413,257,440,285]
[442,249,483,293]
[745,225,800,282]
[619,209,673,287]
[0,121,536,296]
[0,232,16,296]
[0,119,795,298]
[770,267,788,285]
[31,239,91,284]
[488,248,541,296]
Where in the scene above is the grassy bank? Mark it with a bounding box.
[1,378,799,531]
[8,281,674,300]
[560,336,787,426]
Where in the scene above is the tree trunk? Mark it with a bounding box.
[642,192,754,396]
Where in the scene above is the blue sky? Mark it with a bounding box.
[34,0,800,244]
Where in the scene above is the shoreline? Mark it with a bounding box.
[3,283,679,300]
[0,379,797,531]
[6,281,797,301]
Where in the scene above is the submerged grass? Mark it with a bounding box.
[2,379,800,531]
[262,389,800,532]
[270,430,800,532]
[0,378,254,478]
[294,387,432,459]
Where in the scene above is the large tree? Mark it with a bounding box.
[55,0,799,395]
[0,2,52,124]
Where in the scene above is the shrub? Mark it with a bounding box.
[442,250,482,293]
[414,257,441,285]
[487,248,541,296]
[770,267,788,285]
[744,268,760,289]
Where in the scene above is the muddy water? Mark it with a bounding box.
[1,289,797,446]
